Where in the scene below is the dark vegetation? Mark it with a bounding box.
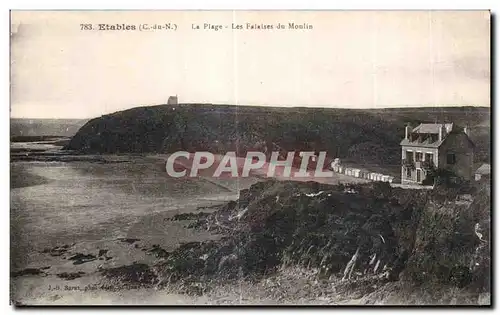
[402,181,490,292]
[101,263,158,286]
[116,179,489,296]
[65,104,490,166]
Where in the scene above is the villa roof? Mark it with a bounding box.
[400,123,474,148]
[412,123,453,134]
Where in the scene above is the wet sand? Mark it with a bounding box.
[10,152,367,305]
[10,155,245,304]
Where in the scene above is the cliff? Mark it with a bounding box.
[135,180,490,304]
[65,104,490,166]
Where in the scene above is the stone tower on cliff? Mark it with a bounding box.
[167,95,178,105]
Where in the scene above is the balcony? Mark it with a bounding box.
[402,158,415,170]
[412,160,434,170]
[421,160,434,170]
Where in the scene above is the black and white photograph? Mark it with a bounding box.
[9,10,491,306]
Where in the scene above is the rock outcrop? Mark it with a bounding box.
[155,180,490,300]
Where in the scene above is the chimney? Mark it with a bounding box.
[439,124,447,141]
[464,126,471,139]
[405,125,412,139]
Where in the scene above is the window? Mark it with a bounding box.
[415,152,423,162]
[406,150,414,162]
[447,153,456,165]
[425,153,433,163]
[406,168,412,179]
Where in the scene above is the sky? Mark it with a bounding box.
[10,11,490,118]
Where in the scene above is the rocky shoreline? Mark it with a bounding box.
[11,179,490,305]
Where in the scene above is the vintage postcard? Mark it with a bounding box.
[10,10,491,306]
